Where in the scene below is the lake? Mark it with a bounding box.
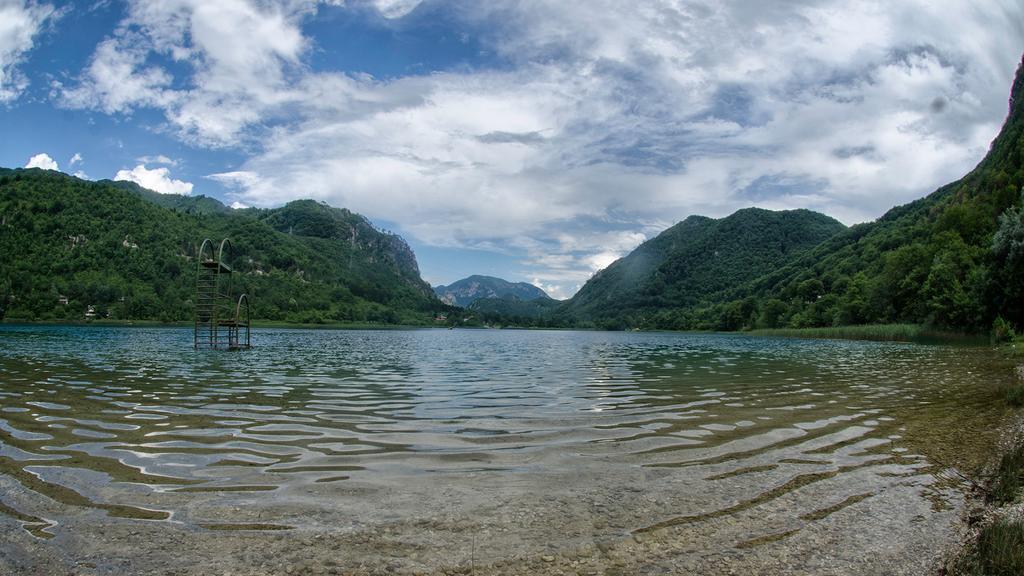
[0,326,1017,575]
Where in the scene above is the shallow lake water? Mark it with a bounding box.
[0,326,1018,575]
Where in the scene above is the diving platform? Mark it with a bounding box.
[194,238,251,350]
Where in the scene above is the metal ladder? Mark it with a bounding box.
[194,239,250,350]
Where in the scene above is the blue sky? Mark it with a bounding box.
[2,1,1024,298]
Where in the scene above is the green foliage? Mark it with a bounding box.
[993,316,1016,344]
[0,169,448,324]
[468,296,562,327]
[992,189,1024,266]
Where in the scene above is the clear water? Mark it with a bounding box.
[0,326,1016,574]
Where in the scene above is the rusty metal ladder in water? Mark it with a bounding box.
[194,238,251,350]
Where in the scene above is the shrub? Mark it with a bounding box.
[993,316,1016,344]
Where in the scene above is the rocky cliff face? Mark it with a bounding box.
[262,199,434,299]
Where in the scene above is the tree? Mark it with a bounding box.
[993,188,1024,268]
[757,298,788,329]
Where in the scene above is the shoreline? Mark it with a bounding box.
[0,319,444,331]
[943,349,1024,574]
[2,319,985,344]
[743,324,985,345]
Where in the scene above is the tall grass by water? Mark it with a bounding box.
[952,411,1024,575]
[954,519,1024,576]
[746,324,976,344]
[989,445,1024,506]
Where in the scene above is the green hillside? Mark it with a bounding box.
[539,55,1024,334]
[692,55,1024,333]
[555,208,846,329]
[0,169,446,324]
[468,295,561,326]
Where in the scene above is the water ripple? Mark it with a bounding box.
[0,325,1015,550]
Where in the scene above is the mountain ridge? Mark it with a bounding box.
[554,207,847,327]
[0,168,445,324]
[434,275,551,307]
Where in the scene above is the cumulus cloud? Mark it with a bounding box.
[114,164,193,195]
[25,152,58,170]
[531,278,569,301]
[59,34,175,114]
[372,0,422,19]
[59,0,308,146]
[69,152,82,166]
[0,1,57,102]
[136,154,176,166]
[58,0,1024,295]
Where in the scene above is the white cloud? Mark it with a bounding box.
[69,152,82,166]
[372,0,421,19]
[136,154,176,166]
[72,170,90,180]
[207,170,261,188]
[584,252,625,273]
[114,164,193,195]
[531,278,567,300]
[0,1,57,102]
[59,34,175,114]
[25,152,58,170]
[59,0,309,146]
[58,0,1024,296]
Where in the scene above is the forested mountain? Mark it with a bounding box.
[689,54,1024,333]
[551,54,1024,333]
[434,275,550,307]
[554,208,846,328]
[0,169,447,324]
[468,294,561,326]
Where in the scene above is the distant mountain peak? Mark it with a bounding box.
[434,276,550,307]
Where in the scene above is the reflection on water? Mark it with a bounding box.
[0,326,1016,570]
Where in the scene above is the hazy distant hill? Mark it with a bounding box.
[556,208,845,327]
[434,275,550,307]
[0,169,445,324]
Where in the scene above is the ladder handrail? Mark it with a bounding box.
[235,294,251,349]
[217,239,232,269]
[198,238,216,263]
